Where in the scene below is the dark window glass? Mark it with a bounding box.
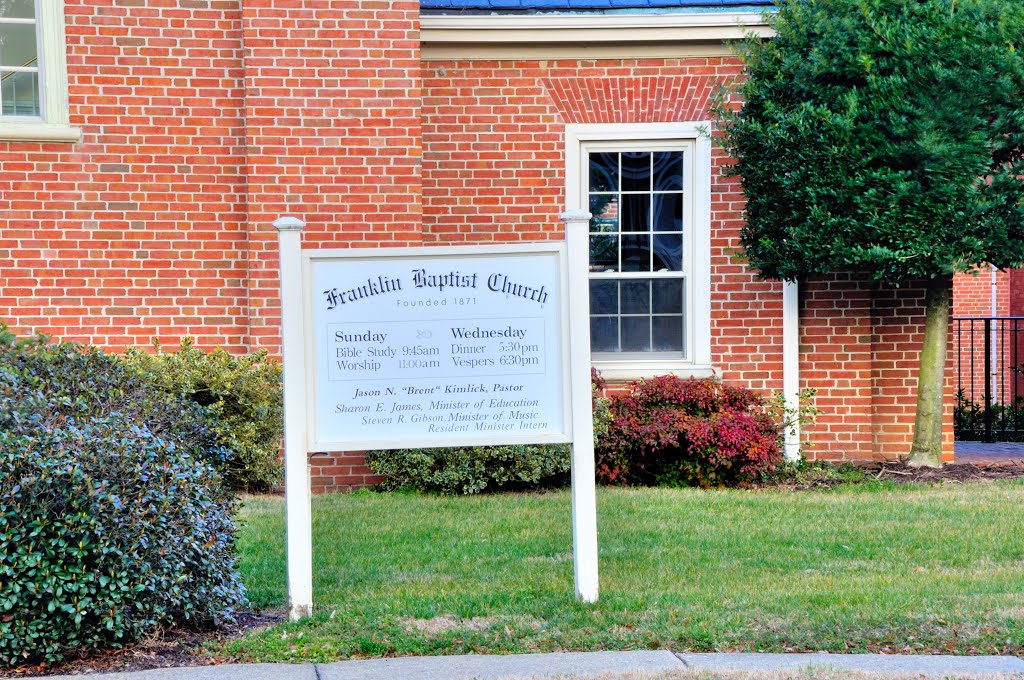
[621,151,650,192]
[589,152,618,193]
[653,151,683,191]
[652,279,684,314]
[653,233,683,271]
[589,279,618,315]
[590,316,618,352]
[620,280,649,314]
[589,195,618,232]
[652,316,684,352]
[620,194,650,233]
[653,193,682,233]
[589,235,618,272]
[621,317,651,352]
[620,235,650,272]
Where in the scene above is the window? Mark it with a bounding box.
[566,123,712,380]
[0,0,78,142]
[0,0,39,116]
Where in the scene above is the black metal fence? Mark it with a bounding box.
[954,317,1024,442]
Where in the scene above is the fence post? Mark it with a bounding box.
[984,317,993,443]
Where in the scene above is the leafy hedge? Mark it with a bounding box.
[0,331,246,666]
[596,375,782,488]
[367,444,570,495]
[125,339,284,492]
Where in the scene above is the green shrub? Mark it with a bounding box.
[0,330,228,473]
[367,444,571,494]
[125,339,284,492]
[0,340,246,667]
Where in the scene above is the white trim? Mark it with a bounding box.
[423,12,768,31]
[422,42,737,61]
[0,0,79,143]
[421,11,772,45]
[565,122,714,381]
[782,280,800,462]
[0,121,80,141]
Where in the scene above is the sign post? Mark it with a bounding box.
[275,216,314,621]
[277,212,598,618]
[561,209,598,602]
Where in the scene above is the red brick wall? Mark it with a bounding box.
[240,0,421,491]
[240,0,423,354]
[0,0,250,349]
[0,7,960,489]
[421,56,951,462]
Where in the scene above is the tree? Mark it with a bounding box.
[717,0,1024,466]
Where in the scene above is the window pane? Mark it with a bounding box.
[652,279,684,314]
[620,194,650,233]
[621,234,650,272]
[589,152,618,193]
[620,279,649,314]
[0,22,37,68]
[589,280,618,315]
[653,232,683,271]
[621,317,651,352]
[653,193,682,233]
[589,235,618,272]
[621,151,650,192]
[1,69,38,116]
[652,316,684,352]
[590,317,618,352]
[653,151,683,191]
[589,194,618,232]
[0,0,35,19]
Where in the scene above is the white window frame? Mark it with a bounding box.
[0,0,79,142]
[566,122,713,381]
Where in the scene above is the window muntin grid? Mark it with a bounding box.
[0,0,40,118]
[587,148,688,357]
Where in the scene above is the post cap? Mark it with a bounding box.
[273,216,306,232]
[559,209,592,223]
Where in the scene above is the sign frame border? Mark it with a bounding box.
[301,243,574,453]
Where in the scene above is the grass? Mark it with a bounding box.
[216,481,1024,662]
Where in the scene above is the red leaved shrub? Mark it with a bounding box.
[596,375,782,488]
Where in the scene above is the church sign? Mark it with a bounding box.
[274,213,598,622]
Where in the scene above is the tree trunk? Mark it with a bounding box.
[907,275,953,467]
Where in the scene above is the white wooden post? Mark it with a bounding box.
[275,216,314,620]
[782,280,801,462]
[561,209,599,603]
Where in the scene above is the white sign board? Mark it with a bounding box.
[305,245,571,452]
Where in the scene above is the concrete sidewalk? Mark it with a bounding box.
[47,651,1024,679]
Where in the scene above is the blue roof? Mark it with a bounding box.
[422,0,773,9]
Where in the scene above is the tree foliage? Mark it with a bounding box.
[718,0,1024,284]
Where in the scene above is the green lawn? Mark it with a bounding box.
[216,482,1024,662]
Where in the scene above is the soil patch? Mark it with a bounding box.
[762,460,1024,490]
[0,610,284,677]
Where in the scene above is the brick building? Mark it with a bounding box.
[1,0,968,491]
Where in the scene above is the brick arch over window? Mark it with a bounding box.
[541,75,716,124]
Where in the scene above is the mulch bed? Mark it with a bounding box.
[0,610,284,677]
[861,459,1024,483]
[760,459,1024,490]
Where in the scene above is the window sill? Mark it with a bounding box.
[0,123,82,143]
[593,361,718,384]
